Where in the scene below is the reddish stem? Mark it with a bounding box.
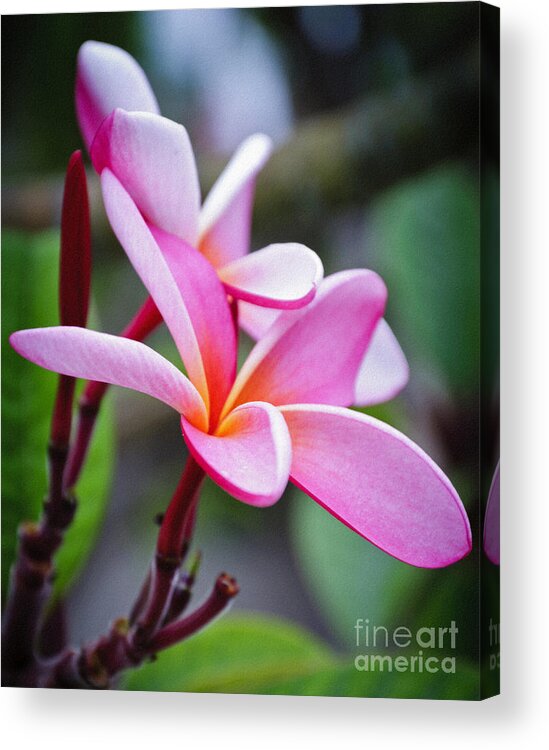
[50,375,76,448]
[1,533,52,674]
[132,456,205,644]
[128,569,152,627]
[161,551,202,626]
[119,296,162,343]
[157,455,205,559]
[150,573,239,652]
[50,573,238,688]
[47,380,75,507]
[62,396,99,490]
[1,497,76,683]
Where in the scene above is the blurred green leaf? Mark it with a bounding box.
[122,613,479,699]
[269,660,479,699]
[290,487,477,656]
[372,164,480,393]
[122,613,337,694]
[290,489,423,644]
[2,230,114,600]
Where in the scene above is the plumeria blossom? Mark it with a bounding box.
[11,169,471,568]
[76,40,409,407]
[90,108,322,313]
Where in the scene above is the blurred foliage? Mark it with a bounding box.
[290,487,478,660]
[123,614,335,694]
[291,487,419,644]
[481,168,500,464]
[371,164,480,396]
[1,230,115,600]
[1,13,143,177]
[122,613,479,699]
[250,3,479,115]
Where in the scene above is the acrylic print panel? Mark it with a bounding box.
[1,2,499,699]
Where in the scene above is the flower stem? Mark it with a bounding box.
[47,374,76,508]
[149,573,238,652]
[3,448,235,688]
[1,497,76,684]
[50,573,238,688]
[2,371,77,683]
[161,551,202,626]
[131,455,205,645]
[157,456,205,559]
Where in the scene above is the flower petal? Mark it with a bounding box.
[281,404,471,567]
[198,134,273,267]
[10,327,207,429]
[92,109,200,245]
[224,270,387,414]
[150,225,236,429]
[483,462,500,565]
[239,307,408,406]
[354,319,409,406]
[181,401,291,507]
[76,41,160,152]
[238,302,280,340]
[217,243,323,309]
[101,169,234,421]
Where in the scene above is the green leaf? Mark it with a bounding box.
[290,486,477,657]
[122,613,337,694]
[290,488,424,645]
[371,165,480,393]
[122,613,480,699]
[267,660,480,700]
[1,229,114,600]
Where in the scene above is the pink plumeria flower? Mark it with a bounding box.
[76,40,409,407]
[11,170,471,568]
[78,41,321,313]
[90,108,321,313]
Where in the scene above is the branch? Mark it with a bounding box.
[50,573,239,689]
[2,152,90,685]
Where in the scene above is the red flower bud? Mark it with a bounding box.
[59,150,91,327]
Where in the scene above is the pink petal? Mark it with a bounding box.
[238,302,280,340]
[101,169,236,423]
[239,308,408,406]
[92,109,200,245]
[483,462,500,565]
[150,225,237,430]
[76,41,159,152]
[10,327,207,430]
[224,270,387,414]
[198,134,272,267]
[217,243,323,309]
[181,401,291,507]
[354,319,409,406]
[281,404,472,568]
